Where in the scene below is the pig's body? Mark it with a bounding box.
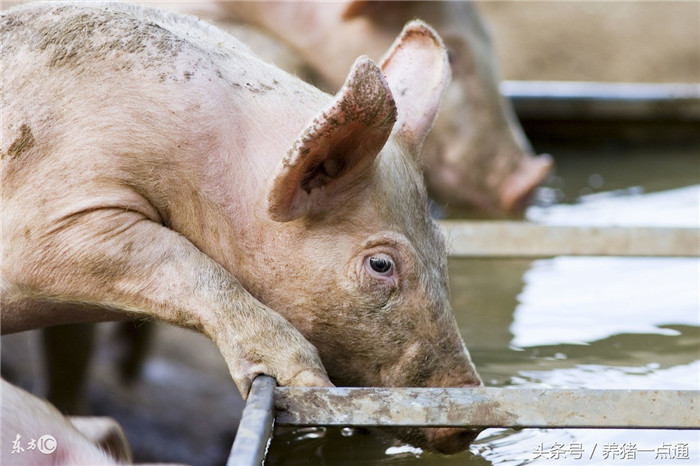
[214,0,553,213]
[1,2,480,456]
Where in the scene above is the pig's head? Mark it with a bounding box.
[245,21,482,454]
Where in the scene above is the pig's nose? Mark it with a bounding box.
[424,426,483,454]
[499,152,554,212]
[420,380,484,454]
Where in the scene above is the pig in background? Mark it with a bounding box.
[1,1,481,462]
[2,380,132,465]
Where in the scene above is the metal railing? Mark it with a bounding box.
[501,81,700,121]
[229,377,700,466]
[438,221,700,258]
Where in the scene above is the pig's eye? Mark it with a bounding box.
[367,254,394,275]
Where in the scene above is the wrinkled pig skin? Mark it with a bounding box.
[1,380,131,465]
[214,0,553,214]
[1,2,481,455]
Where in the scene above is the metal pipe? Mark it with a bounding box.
[502,81,700,120]
[438,221,700,258]
[227,376,276,466]
[275,387,700,430]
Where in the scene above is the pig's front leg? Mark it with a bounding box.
[5,209,331,397]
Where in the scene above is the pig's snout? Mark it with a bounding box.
[421,380,483,454]
[500,152,554,212]
[387,343,484,454]
[424,425,483,455]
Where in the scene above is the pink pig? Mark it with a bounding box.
[1,2,480,456]
[1,380,131,465]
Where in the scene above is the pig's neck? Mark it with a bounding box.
[161,63,330,279]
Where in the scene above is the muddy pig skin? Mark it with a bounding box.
[1,2,481,456]
[213,0,553,214]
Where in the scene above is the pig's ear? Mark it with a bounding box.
[267,57,397,222]
[380,20,450,150]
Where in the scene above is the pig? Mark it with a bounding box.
[1,1,481,456]
[15,0,546,419]
[211,0,554,214]
[2,380,131,464]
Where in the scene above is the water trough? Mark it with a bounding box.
[229,376,700,466]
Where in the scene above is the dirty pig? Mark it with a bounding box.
[1,1,482,455]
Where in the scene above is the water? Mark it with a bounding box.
[265,142,700,465]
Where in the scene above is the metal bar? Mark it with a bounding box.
[502,81,700,121]
[438,221,700,258]
[274,387,700,430]
[227,376,276,466]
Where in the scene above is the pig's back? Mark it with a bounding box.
[1,1,325,162]
[0,2,252,73]
[1,2,324,195]
[1,1,328,245]
[1,3,239,201]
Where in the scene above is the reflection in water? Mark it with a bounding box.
[267,426,491,465]
[517,360,700,389]
[449,259,528,352]
[529,184,700,227]
[511,257,699,348]
[529,144,700,206]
